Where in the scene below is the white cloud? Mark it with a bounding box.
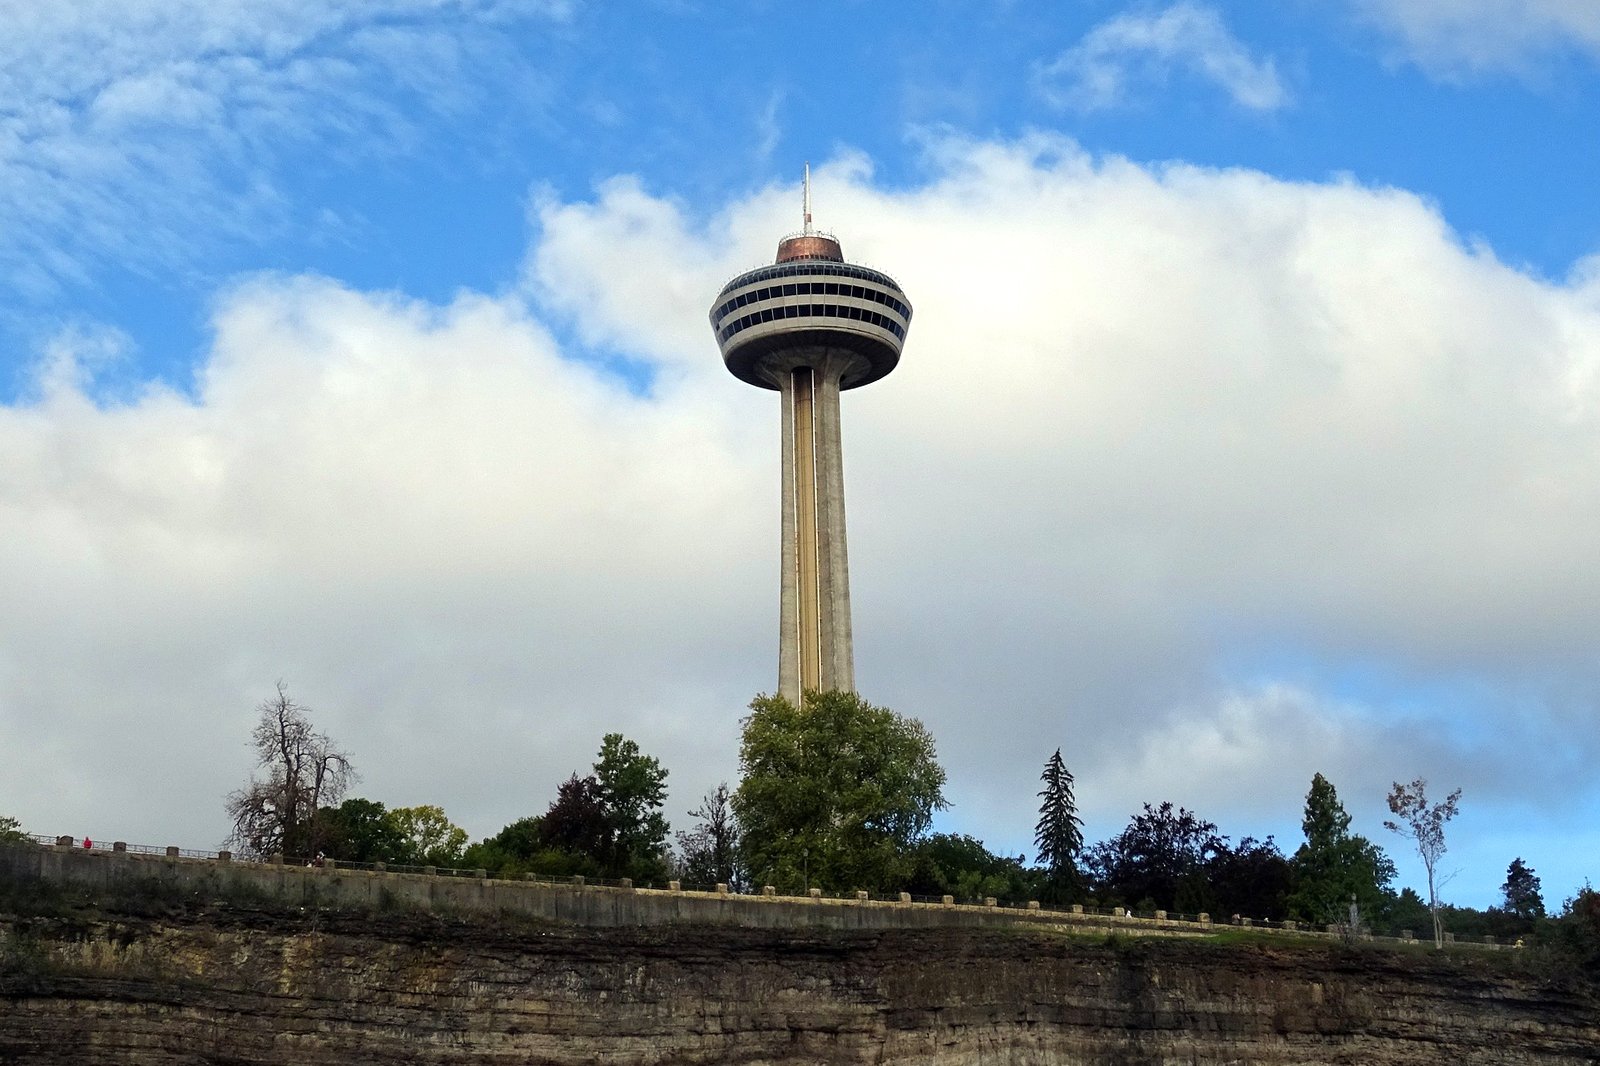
[531,140,1600,894]
[4,136,1599,903]
[0,0,565,300]
[1345,0,1600,76]
[1036,2,1289,112]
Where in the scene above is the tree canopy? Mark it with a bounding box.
[733,689,947,894]
[1501,857,1545,921]
[904,833,1036,903]
[316,798,407,863]
[388,804,468,867]
[1287,772,1395,926]
[593,733,671,881]
[1083,802,1225,913]
[541,774,609,860]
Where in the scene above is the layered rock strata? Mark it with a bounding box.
[2,905,1595,1065]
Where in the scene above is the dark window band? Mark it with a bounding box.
[715,303,908,344]
[711,280,911,326]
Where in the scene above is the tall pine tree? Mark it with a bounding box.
[1034,748,1084,883]
[1501,857,1545,920]
[1287,772,1395,925]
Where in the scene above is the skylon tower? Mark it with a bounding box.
[710,169,912,703]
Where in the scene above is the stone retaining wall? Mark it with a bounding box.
[1,841,1202,936]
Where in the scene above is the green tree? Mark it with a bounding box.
[1535,883,1600,974]
[1034,748,1084,897]
[733,690,948,894]
[0,815,27,844]
[904,833,1037,903]
[1210,836,1293,921]
[1388,886,1432,935]
[388,804,468,867]
[317,798,408,863]
[1083,802,1224,913]
[1287,773,1395,926]
[460,816,545,876]
[1384,777,1462,948]
[593,733,671,881]
[1501,857,1545,920]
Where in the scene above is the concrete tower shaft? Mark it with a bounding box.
[711,205,911,704]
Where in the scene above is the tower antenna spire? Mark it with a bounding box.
[802,162,812,235]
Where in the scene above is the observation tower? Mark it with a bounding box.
[710,168,912,703]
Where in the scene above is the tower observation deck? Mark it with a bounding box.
[710,170,912,703]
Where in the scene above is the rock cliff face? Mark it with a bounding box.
[2,905,1595,1065]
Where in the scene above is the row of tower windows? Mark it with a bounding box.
[716,303,908,343]
[716,260,903,299]
[713,282,911,325]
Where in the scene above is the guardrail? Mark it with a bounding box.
[15,833,1509,949]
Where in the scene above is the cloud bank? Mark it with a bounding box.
[4,136,1599,903]
[1036,3,1289,112]
[1345,0,1600,75]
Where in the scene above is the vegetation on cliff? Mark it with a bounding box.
[13,680,1585,956]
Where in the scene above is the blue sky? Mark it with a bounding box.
[4,0,1600,911]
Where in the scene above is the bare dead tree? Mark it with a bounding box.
[224,682,355,859]
[1384,778,1462,949]
[675,783,743,890]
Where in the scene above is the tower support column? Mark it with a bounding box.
[778,357,855,704]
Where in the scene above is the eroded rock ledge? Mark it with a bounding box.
[2,903,1595,1065]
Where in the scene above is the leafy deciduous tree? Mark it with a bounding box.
[734,690,948,894]
[593,733,670,881]
[388,804,468,867]
[1541,883,1600,972]
[1210,836,1293,921]
[904,833,1037,903]
[1384,777,1462,948]
[1083,802,1224,913]
[225,683,355,859]
[0,815,26,844]
[540,774,609,859]
[460,816,547,876]
[317,797,407,863]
